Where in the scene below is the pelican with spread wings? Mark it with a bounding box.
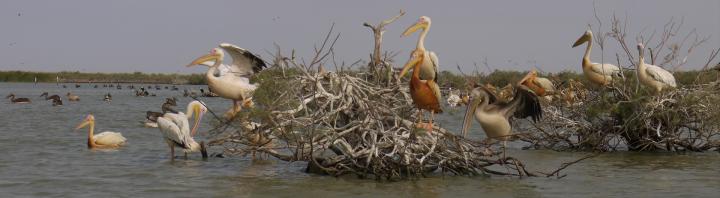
[188,43,267,118]
[461,85,542,147]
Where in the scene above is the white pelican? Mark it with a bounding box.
[461,85,542,147]
[518,70,556,101]
[401,16,441,106]
[156,100,208,160]
[75,114,127,149]
[188,43,266,118]
[6,94,31,103]
[572,30,622,86]
[66,92,80,101]
[400,49,443,131]
[636,43,677,93]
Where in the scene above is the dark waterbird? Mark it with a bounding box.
[6,93,31,104]
[40,92,61,101]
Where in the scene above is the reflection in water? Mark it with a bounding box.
[1,83,719,197]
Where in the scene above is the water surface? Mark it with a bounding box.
[1,83,718,197]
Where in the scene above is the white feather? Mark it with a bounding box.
[93,132,127,146]
[644,64,677,88]
[590,63,621,76]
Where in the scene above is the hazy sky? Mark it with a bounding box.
[1,0,718,74]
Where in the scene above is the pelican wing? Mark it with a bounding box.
[479,85,499,104]
[219,43,267,77]
[497,86,542,122]
[590,63,620,76]
[428,51,442,103]
[429,51,439,82]
[645,64,677,87]
[157,113,192,148]
[534,77,555,92]
[93,132,127,146]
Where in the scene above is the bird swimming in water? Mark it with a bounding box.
[6,93,31,104]
[75,114,127,149]
[104,93,112,102]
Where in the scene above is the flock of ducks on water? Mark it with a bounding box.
[4,16,681,160]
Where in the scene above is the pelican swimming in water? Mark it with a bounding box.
[572,30,622,86]
[461,85,542,147]
[400,50,443,130]
[6,94,31,104]
[518,70,556,101]
[188,43,267,118]
[401,16,442,107]
[75,114,127,149]
[636,43,677,93]
[66,92,80,101]
[156,100,208,160]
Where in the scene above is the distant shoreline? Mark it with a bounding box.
[0,70,207,85]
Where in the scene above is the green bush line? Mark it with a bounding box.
[0,70,207,85]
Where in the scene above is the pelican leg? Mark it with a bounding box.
[427,111,435,131]
[501,140,507,161]
[225,100,240,118]
[170,145,175,161]
[234,100,244,114]
[415,110,425,129]
[184,152,188,160]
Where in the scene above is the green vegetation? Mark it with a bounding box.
[435,69,718,90]
[0,70,207,84]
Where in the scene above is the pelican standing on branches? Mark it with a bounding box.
[156,101,208,160]
[636,43,676,93]
[75,114,127,149]
[188,43,266,118]
[399,16,442,130]
[461,85,542,147]
[400,50,443,130]
[401,16,441,101]
[518,70,555,100]
[572,30,622,86]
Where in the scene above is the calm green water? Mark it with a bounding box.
[1,82,718,197]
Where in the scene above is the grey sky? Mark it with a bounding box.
[1,0,718,74]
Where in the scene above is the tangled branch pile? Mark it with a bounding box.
[202,21,577,179]
[209,66,562,179]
